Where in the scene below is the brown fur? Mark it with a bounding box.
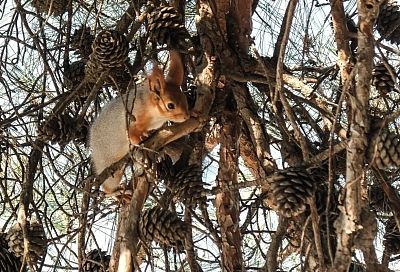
[89,50,189,196]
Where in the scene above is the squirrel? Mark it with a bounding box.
[89,50,190,196]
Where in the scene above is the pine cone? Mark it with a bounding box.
[64,63,93,98]
[156,155,176,181]
[369,184,392,213]
[167,165,208,207]
[76,118,90,144]
[6,221,47,263]
[349,262,366,272]
[85,30,129,82]
[0,233,22,272]
[377,0,400,44]
[368,130,400,169]
[105,66,133,91]
[157,157,208,207]
[31,0,66,16]
[139,207,188,248]
[147,6,191,50]
[64,61,86,90]
[372,63,396,95]
[268,168,315,217]
[82,249,110,272]
[38,114,89,145]
[71,27,95,60]
[383,217,400,254]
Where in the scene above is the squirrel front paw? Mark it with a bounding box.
[105,185,133,204]
[139,132,150,142]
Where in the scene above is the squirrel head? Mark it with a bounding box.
[147,51,190,123]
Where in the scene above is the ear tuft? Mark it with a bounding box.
[165,50,184,87]
[148,64,166,94]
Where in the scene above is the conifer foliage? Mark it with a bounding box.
[1,0,400,271]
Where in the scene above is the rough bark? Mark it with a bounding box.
[228,0,253,56]
[193,0,217,118]
[184,209,203,272]
[239,130,266,180]
[215,111,243,272]
[233,84,276,178]
[332,1,379,270]
[330,0,354,82]
[264,217,289,272]
[17,139,45,270]
[109,176,150,272]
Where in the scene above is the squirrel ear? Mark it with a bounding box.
[148,64,167,94]
[149,89,160,104]
[165,50,184,87]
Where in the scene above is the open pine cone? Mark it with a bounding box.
[372,63,397,95]
[64,61,87,92]
[0,233,22,272]
[139,207,188,248]
[368,129,400,169]
[156,155,176,181]
[147,6,191,50]
[383,217,400,254]
[168,165,208,207]
[105,66,133,91]
[377,0,400,44]
[349,262,366,272]
[82,249,110,272]
[369,184,392,213]
[268,168,315,217]
[85,30,129,82]
[31,0,66,16]
[157,157,208,207]
[6,221,47,264]
[38,114,89,145]
[64,60,86,84]
[71,27,95,60]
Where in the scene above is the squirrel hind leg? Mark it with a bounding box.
[102,170,133,204]
[102,169,123,195]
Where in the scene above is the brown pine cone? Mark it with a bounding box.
[383,217,400,254]
[85,30,129,82]
[372,63,397,95]
[90,30,129,68]
[147,6,191,50]
[168,165,208,207]
[268,168,315,217]
[64,61,87,92]
[377,0,400,44]
[0,233,23,272]
[368,129,400,169]
[81,249,110,272]
[71,27,95,60]
[31,0,66,16]
[156,155,176,182]
[38,114,89,145]
[157,157,208,207]
[6,221,47,264]
[139,207,189,248]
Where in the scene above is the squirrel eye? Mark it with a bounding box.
[167,102,176,110]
